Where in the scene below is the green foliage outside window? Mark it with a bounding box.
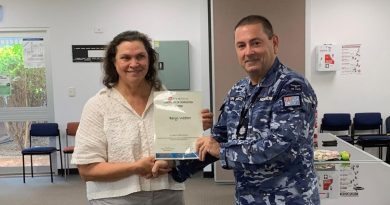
[0,44,46,107]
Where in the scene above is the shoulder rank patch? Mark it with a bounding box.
[289,82,302,91]
[283,95,301,108]
[229,96,244,101]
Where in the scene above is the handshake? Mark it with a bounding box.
[170,153,219,183]
[169,136,221,183]
[135,157,176,179]
[136,153,219,181]
[136,154,218,183]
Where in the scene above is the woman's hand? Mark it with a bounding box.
[77,156,156,181]
[134,156,155,178]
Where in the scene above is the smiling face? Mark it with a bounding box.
[114,40,149,87]
[234,23,279,84]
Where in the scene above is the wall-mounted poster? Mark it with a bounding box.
[316,44,341,71]
[341,44,361,75]
[23,38,45,68]
[72,45,105,62]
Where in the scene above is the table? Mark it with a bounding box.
[317,133,390,204]
[213,133,390,204]
[317,133,382,162]
[318,161,390,204]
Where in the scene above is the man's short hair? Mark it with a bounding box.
[234,15,274,39]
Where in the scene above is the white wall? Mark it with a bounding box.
[307,0,390,120]
[307,0,390,158]
[0,0,210,129]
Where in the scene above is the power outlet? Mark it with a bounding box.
[94,26,103,33]
[68,87,76,97]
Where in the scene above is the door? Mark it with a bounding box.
[0,28,55,175]
[154,41,190,90]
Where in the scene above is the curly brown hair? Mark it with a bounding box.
[102,30,161,90]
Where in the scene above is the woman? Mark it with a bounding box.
[72,30,212,205]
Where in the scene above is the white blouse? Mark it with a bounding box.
[71,88,184,200]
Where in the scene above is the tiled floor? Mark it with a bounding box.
[0,155,48,167]
[0,172,235,205]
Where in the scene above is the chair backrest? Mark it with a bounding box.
[30,123,60,136]
[353,112,382,134]
[66,122,79,136]
[65,122,79,147]
[321,113,351,132]
[29,123,60,147]
[386,116,390,134]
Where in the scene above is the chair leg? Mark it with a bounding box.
[64,153,68,180]
[379,147,383,159]
[22,154,25,183]
[60,151,63,176]
[67,154,70,176]
[386,145,390,163]
[49,154,53,183]
[30,155,33,178]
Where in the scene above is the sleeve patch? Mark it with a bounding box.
[283,95,301,108]
[289,83,302,91]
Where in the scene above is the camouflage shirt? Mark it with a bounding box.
[213,58,320,205]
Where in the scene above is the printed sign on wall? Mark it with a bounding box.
[316,44,341,71]
[72,45,105,62]
[341,44,361,75]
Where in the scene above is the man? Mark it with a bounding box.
[171,15,320,205]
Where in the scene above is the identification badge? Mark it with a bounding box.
[239,126,246,135]
[236,116,249,140]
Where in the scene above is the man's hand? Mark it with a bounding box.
[201,109,213,131]
[196,136,220,161]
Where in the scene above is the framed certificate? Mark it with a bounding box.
[153,91,203,160]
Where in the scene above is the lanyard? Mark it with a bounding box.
[236,86,262,139]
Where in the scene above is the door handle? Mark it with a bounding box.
[158,62,164,70]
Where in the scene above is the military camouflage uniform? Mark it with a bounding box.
[214,58,320,205]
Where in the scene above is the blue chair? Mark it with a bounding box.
[384,116,390,163]
[320,113,354,144]
[22,123,63,183]
[353,112,390,159]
